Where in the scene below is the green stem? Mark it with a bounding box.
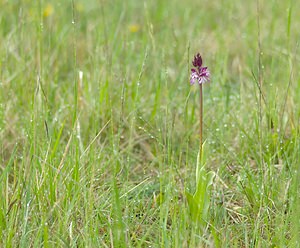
[199,84,203,160]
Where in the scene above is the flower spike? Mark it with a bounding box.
[190,53,210,85]
[192,53,203,68]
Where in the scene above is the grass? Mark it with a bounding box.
[0,0,299,247]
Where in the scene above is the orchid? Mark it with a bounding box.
[189,53,210,160]
[190,53,210,85]
[186,53,213,227]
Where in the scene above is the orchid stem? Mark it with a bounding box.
[199,83,203,160]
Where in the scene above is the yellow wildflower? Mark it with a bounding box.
[128,24,141,33]
[43,4,54,18]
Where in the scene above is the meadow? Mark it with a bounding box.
[0,0,299,247]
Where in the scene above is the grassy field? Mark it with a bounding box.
[0,0,299,247]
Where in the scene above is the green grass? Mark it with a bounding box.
[0,0,299,247]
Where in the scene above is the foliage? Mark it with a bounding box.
[0,0,299,247]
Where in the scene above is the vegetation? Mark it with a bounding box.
[0,0,299,246]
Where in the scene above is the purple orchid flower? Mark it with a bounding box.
[190,53,210,85]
